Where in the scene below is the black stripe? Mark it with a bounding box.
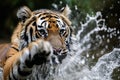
[63,31,67,37]
[25,53,34,68]
[12,47,19,51]
[38,13,49,18]
[24,17,36,43]
[32,21,36,26]
[41,16,47,20]
[18,65,32,76]
[26,17,36,27]
[53,16,59,18]
[11,67,18,80]
[38,14,42,18]
[36,32,41,38]
[9,75,12,80]
[41,20,46,26]
[24,9,31,17]
[24,25,29,44]
[30,27,33,41]
[56,20,60,22]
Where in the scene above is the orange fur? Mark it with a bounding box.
[4,49,21,80]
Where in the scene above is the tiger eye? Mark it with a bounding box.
[39,29,46,34]
[60,29,65,34]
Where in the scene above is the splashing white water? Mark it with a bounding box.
[51,11,120,80]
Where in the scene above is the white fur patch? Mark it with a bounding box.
[21,39,53,63]
[62,5,71,18]
[20,48,30,63]
[17,6,31,20]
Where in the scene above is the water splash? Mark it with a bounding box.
[52,11,120,80]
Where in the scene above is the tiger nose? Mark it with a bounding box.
[46,34,66,50]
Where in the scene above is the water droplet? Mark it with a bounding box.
[106,16,108,18]
[75,5,78,10]
[92,55,95,59]
[100,50,104,54]
[110,5,114,9]
[59,1,62,4]
[111,13,113,16]
[81,59,85,65]
[117,30,120,34]
[118,36,120,39]
[119,18,120,22]
[52,3,58,9]
[107,39,110,43]
[86,53,89,57]
[105,45,108,49]
[118,1,120,4]
[102,35,105,38]
[110,34,113,38]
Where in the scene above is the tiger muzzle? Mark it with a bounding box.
[46,32,68,63]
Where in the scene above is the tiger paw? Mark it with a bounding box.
[31,39,53,65]
[21,39,53,66]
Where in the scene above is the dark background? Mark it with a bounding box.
[0,0,120,41]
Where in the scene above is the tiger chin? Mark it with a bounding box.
[2,5,72,80]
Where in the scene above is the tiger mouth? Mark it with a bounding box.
[52,48,68,64]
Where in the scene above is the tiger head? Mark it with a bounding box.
[16,5,72,63]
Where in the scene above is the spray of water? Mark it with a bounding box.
[50,10,120,80]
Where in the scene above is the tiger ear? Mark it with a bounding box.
[60,5,71,26]
[61,5,71,18]
[17,6,32,22]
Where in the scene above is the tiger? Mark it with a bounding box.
[0,5,72,80]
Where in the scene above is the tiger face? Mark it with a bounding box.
[16,6,72,63]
